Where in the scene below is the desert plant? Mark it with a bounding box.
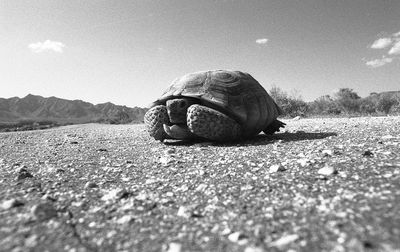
[359,98,377,114]
[333,88,361,113]
[309,95,341,115]
[376,93,399,114]
[269,86,308,117]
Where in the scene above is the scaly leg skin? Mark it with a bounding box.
[263,119,286,135]
[187,104,242,141]
[144,105,171,141]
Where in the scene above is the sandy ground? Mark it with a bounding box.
[0,116,399,252]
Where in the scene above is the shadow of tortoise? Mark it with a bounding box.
[163,131,338,147]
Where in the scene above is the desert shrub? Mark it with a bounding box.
[308,95,341,115]
[269,86,308,117]
[333,88,361,113]
[376,93,399,114]
[359,98,377,114]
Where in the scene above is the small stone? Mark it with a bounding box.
[167,242,182,252]
[317,165,337,176]
[84,182,98,189]
[1,198,24,210]
[228,232,248,245]
[177,206,190,218]
[362,150,373,157]
[31,202,57,221]
[322,149,334,156]
[97,148,108,152]
[381,135,395,140]
[116,215,134,224]
[297,158,309,167]
[159,156,174,166]
[269,234,299,248]
[101,188,128,201]
[269,164,286,173]
[16,166,33,180]
[24,234,38,247]
[244,246,264,252]
[164,148,176,155]
[70,141,79,144]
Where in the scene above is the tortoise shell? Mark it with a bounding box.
[151,70,282,137]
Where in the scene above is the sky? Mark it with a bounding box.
[1,0,399,108]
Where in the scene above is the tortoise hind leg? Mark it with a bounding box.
[263,119,286,135]
[187,105,242,141]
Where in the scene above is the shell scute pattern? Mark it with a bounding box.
[149,70,283,140]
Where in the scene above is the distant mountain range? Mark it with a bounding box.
[0,94,147,124]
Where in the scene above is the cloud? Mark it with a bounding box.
[365,57,393,68]
[28,40,65,53]
[388,40,400,55]
[393,31,400,37]
[370,37,392,49]
[256,38,268,44]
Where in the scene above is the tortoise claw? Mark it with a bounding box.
[163,124,197,140]
[263,119,286,135]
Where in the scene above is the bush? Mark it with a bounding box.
[376,94,399,114]
[269,86,308,117]
[333,88,361,113]
[359,98,377,114]
[309,95,341,115]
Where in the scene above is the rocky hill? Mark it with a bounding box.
[0,94,147,125]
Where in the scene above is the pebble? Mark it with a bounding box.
[244,246,264,252]
[363,150,373,157]
[269,234,299,248]
[159,155,174,166]
[228,231,249,245]
[16,166,33,180]
[164,148,176,155]
[167,242,182,252]
[269,164,286,173]
[116,215,134,224]
[297,158,309,167]
[101,188,128,201]
[322,149,334,156]
[1,198,24,210]
[317,165,338,176]
[84,181,99,189]
[177,206,190,218]
[31,202,58,221]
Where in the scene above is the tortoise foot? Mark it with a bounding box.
[144,105,171,141]
[263,119,286,135]
[187,105,242,141]
[163,124,197,140]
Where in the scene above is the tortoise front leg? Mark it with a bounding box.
[187,105,242,141]
[144,105,171,141]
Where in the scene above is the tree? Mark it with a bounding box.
[333,88,361,113]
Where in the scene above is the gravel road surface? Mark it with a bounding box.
[1,116,399,252]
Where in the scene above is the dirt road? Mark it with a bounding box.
[1,116,399,251]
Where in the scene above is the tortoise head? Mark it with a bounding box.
[165,98,197,124]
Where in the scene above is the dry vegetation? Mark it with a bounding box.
[269,87,400,118]
[1,116,399,251]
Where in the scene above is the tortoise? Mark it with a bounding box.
[144,70,285,142]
